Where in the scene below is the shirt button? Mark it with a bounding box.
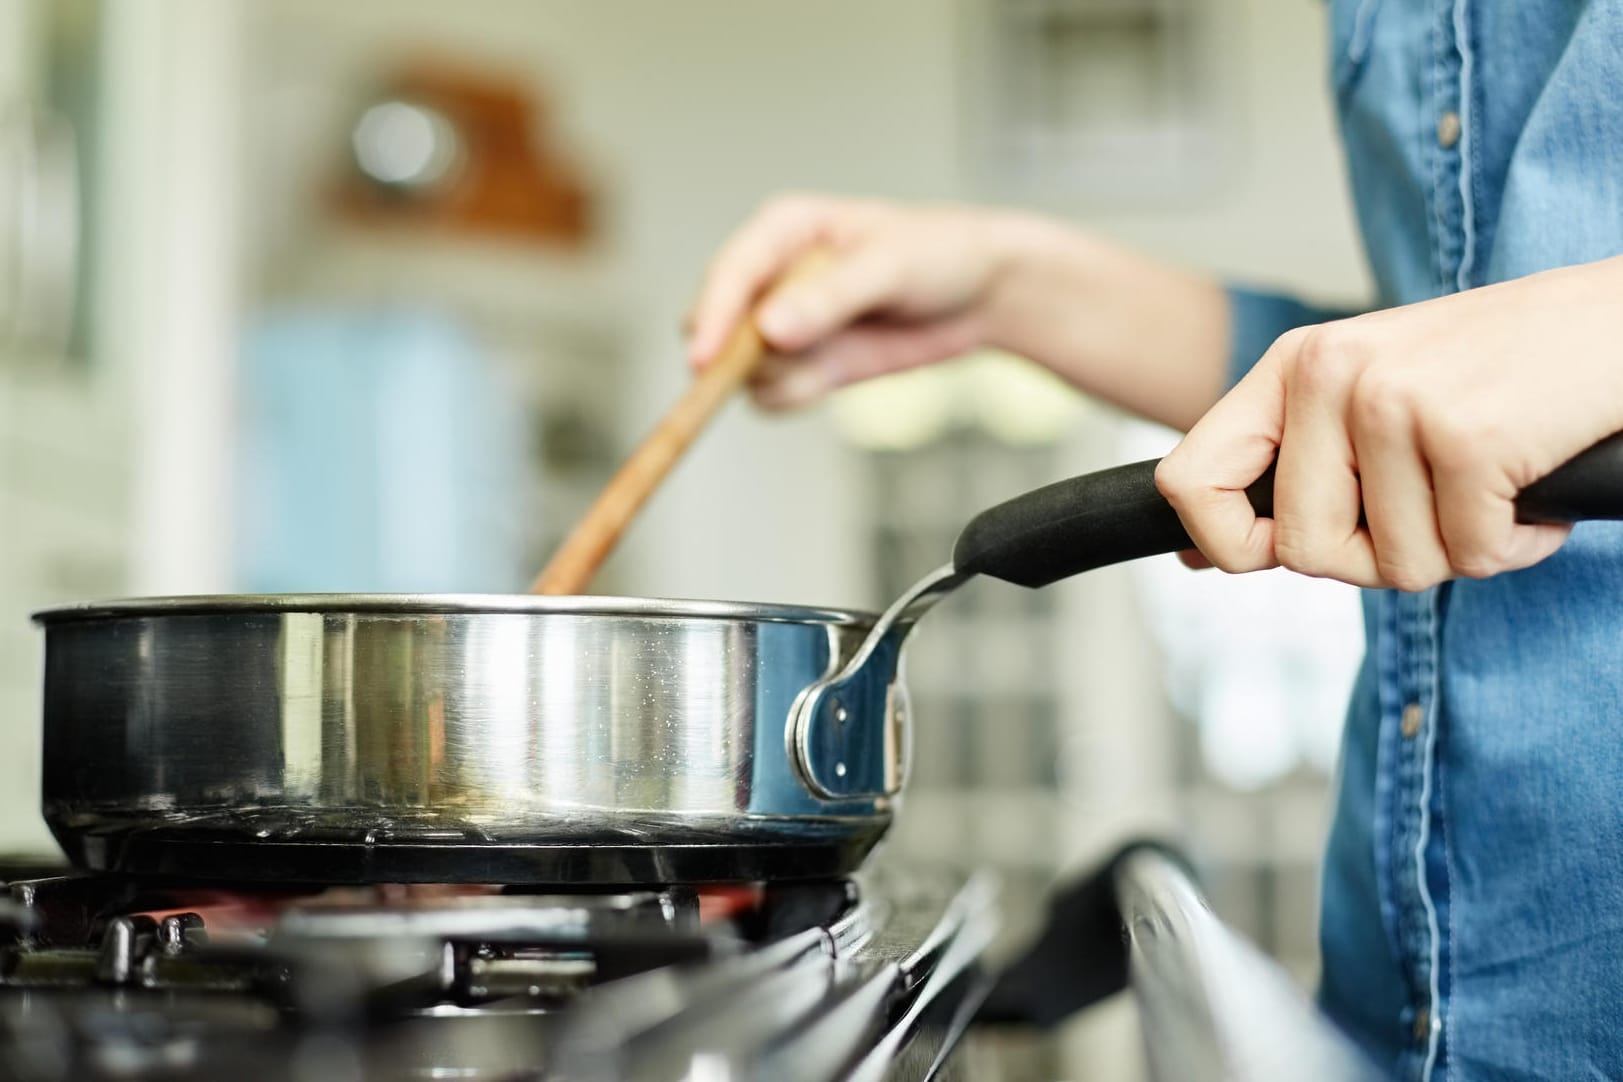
[1401,702,1424,739]
[1437,110,1462,149]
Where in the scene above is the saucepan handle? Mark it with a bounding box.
[791,432,1623,803]
[953,432,1623,589]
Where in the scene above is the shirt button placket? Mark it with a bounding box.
[1400,698,1429,1048]
[1390,585,1445,1076]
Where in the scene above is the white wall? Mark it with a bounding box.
[1082,4,1369,298]
[249,0,966,612]
[250,0,1367,612]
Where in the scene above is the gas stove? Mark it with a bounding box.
[0,859,996,1081]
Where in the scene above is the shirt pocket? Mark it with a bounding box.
[1328,0,1382,105]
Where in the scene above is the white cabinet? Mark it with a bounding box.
[0,0,243,850]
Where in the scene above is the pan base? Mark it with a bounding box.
[46,812,892,886]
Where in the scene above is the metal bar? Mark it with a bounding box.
[1114,850,1381,1082]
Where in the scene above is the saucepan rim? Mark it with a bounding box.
[32,593,876,627]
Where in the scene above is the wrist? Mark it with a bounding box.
[967,210,1230,430]
[976,211,1107,360]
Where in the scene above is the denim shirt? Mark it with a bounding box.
[1226,3,1623,1078]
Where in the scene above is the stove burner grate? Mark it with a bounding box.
[0,863,989,1081]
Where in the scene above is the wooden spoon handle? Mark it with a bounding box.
[529,252,825,595]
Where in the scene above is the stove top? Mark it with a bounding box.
[0,860,996,1081]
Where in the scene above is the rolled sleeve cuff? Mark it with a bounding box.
[1225,285,1355,391]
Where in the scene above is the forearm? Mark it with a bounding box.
[980,214,1231,432]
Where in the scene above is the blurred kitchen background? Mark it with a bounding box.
[0,0,1370,1076]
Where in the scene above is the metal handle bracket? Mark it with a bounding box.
[788,564,970,801]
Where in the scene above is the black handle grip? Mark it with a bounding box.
[1515,432,1623,523]
[953,432,1623,589]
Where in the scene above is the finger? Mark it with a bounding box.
[801,315,982,385]
[1349,390,1452,591]
[688,196,832,366]
[1177,549,1214,570]
[1428,449,1572,577]
[747,353,829,411]
[1154,346,1289,573]
[755,238,907,353]
[1273,335,1380,586]
[1503,522,1573,571]
[746,315,984,410]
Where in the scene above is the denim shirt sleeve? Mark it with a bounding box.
[1224,285,1358,389]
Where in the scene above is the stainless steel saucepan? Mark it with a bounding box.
[34,438,1623,885]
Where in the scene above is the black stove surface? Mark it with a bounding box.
[0,859,995,1081]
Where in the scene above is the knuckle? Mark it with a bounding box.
[1451,553,1501,580]
[1349,367,1421,436]
[1265,323,1314,349]
[1448,537,1511,580]
[1374,554,1435,593]
[1273,526,1331,578]
[1286,322,1365,397]
[1153,455,1196,506]
[1273,324,1317,355]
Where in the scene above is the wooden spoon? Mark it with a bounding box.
[529,251,827,595]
